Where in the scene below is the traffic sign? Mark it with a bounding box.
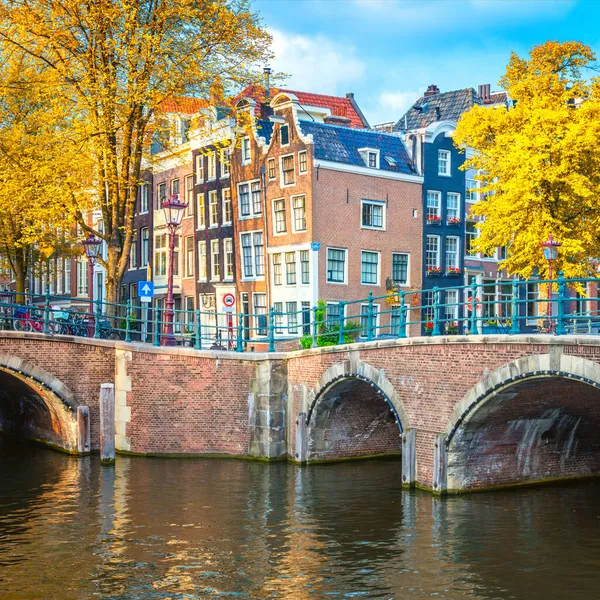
[139,281,154,303]
[222,293,236,313]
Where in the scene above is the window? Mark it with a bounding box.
[220,148,230,177]
[426,235,440,269]
[361,251,379,285]
[292,195,306,231]
[273,254,282,285]
[207,152,216,180]
[299,151,308,173]
[282,155,295,185]
[446,237,459,270]
[302,301,311,335]
[368,151,378,168]
[222,188,232,224]
[141,228,149,267]
[438,149,451,176]
[327,248,346,283]
[445,289,459,322]
[209,190,218,227]
[171,178,180,198]
[273,199,286,234]
[251,181,261,214]
[197,193,206,228]
[392,253,409,285]
[195,154,204,183]
[140,183,149,213]
[280,124,289,145]
[242,137,251,164]
[65,258,71,295]
[57,260,63,294]
[483,279,496,318]
[424,291,435,322]
[287,301,298,333]
[300,250,310,284]
[224,238,233,279]
[157,182,167,210]
[466,221,478,255]
[285,252,296,285]
[426,191,441,220]
[498,283,512,318]
[268,158,276,180]
[326,302,341,326]
[240,231,264,278]
[211,239,220,280]
[239,183,250,217]
[129,230,137,269]
[239,181,261,217]
[198,241,207,280]
[360,148,379,168]
[360,303,380,334]
[446,192,460,222]
[185,176,194,216]
[253,293,267,335]
[361,200,384,229]
[274,302,284,333]
[154,233,167,276]
[185,236,194,277]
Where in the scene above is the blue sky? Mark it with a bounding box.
[254,0,600,125]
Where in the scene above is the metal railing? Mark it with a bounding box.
[1,274,600,352]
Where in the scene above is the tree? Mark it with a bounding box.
[0,0,272,305]
[0,49,92,299]
[454,41,600,280]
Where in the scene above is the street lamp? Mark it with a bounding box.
[161,193,187,345]
[82,234,103,336]
[541,234,561,331]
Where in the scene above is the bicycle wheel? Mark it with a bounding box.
[13,319,33,332]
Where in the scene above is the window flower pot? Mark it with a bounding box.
[447,218,461,226]
[427,267,442,276]
[426,216,442,225]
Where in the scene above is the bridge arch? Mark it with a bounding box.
[304,361,409,464]
[441,353,600,492]
[0,352,87,454]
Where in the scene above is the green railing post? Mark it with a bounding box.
[367,292,375,341]
[43,291,51,335]
[94,298,101,339]
[125,300,132,342]
[337,301,346,345]
[510,280,520,334]
[469,281,479,335]
[311,306,318,348]
[195,310,201,350]
[236,312,244,352]
[398,291,407,339]
[153,306,160,347]
[556,271,566,335]
[431,287,441,336]
[268,307,276,352]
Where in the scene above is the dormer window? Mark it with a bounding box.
[280,124,289,146]
[242,137,251,164]
[384,156,397,168]
[359,148,380,169]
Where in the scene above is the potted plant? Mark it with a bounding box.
[424,321,434,335]
[427,266,442,276]
[426,215,442,225]
[447,217,461,226]
[446,267,461,276]
[445,321,459,335]
[482,318,511,334]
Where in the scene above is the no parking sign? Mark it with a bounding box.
[222,293,236,313]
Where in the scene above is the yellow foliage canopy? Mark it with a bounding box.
[454,41,600,280]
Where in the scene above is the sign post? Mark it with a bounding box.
[222,293,236,350]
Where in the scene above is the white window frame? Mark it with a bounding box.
[326,247,348,285]
[360,303,381,333]
[358,147,380,169]
[220,147,230,178]
[141,228,149,267]
[426,190,442,221]
[140,183,149,214]
[272,198,287,236]
[208,190,219,228]
[222,188,232,225]
[198,241,207,281]
[438,149,451,176]
[239,229,265,281]
[360,250,380,286]
[285,251,297,286]
[242,136,251,165]
[195,154,204,184]
[466,220,479,256]
[211,239,220,281]
[445,236,460,271]
[184,175,194,218]
[426,235,441,270]
[280,153,295,187]
[207,151,216,181]
[291,195,307,233]
[184,235,194,278]
[224,238,234,281]
[237,179,261,219]
[446,192,460,222]
[197,193,206,230]
[361,199,386,231]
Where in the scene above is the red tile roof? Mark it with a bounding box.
[237,85,368,128]
[158,97,209,114]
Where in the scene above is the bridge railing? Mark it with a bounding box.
[1,274,599,351]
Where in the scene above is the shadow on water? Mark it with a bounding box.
[2,443,600,599]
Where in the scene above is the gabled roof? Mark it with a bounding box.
[158,97,209,114]
[254,119,273,144]
[237,85,369,129]
[299,120,417,176]
[394,88,481,132]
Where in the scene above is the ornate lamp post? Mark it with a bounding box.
[82,234,103,337]
[161,193,187,345]
[541,234,561,331]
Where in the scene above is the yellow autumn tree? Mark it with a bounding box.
[454,41,600,280]
[0,48,93,298]
[0,0,272,305]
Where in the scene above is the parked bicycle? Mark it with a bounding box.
[13,306,55,334]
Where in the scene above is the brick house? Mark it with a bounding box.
[230,90,423,342]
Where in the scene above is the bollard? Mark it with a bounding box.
[99,383,115,465]
[77,406,91,454]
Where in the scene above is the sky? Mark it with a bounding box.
[254,0,600,125]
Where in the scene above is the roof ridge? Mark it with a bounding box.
[300,118,401,138]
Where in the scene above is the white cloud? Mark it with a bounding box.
[269,28,366,95]
[361,88,425,126]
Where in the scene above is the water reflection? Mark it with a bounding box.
[1,436,600,599]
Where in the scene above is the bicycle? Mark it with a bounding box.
[13,306,55,334]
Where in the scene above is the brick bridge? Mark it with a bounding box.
[2,330,600,493]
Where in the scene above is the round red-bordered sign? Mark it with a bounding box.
[223,293,236,308]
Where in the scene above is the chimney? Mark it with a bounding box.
[478,84,491,103]
[263,67,272,102]
[324,115,352,126]
[424,84,440,98]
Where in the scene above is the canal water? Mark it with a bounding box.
[1,436,600,599]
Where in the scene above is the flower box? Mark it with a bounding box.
[446,268,461,277]
[426,216,442,225]
[447,218,461,226]
[427,267,442,276]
